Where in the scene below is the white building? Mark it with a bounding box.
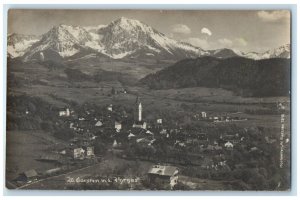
[115,121,122,132]
[107,104,112,111]
[157,118,163,124]
[148,165,179,189]
[73,147,85,159]
[128,133,136,139]
[224,141,234,149]
[95,121,103,127]
[112,139,118,148]
[201,112,207,118]
[133,121,147,129]
[59,108,70,117]
[86,147,94,158]
[213,116,219,122]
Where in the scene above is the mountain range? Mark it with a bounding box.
[7,17,290,62]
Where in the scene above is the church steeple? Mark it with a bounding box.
[132,96,147,129]
[135,96,142,121]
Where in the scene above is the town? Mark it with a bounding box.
[10,92,290,190]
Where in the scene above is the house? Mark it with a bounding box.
[86,146,95,158]
[213,117,219,122]
[222,134,240,144]
[224,141,234,149]
[60,150,66,155]
[115,121,122,132]
[95,121,103,127]
[160,129,167,135]
[148,165,179,188]
[175,140,186,147]
[69,122,75,129]
[132,121,147,129]
[146,130,154,135]
[73,147,85,160]
[107,104,113,111]
[59,108,70,117]
[157,118,163,124]
[201,112,207,118]
[112,139,119,148]
[225,117,231,122]
[277,102,285,110]
[18,169,38,182]
[128,133,136,139]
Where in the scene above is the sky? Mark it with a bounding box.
[8,9,290,53]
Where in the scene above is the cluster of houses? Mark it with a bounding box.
[56,96,250,163]
[48,96,267,188]
[193,111,247,123]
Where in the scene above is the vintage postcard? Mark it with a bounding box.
[6,9,291,190]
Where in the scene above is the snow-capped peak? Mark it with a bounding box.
[7,33,40,58]
[22,24,95,61]
[109,17,155,33]
[244,44,290,60]
[96,17,207,59]
[8,17,291,61]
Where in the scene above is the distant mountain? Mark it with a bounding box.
[7,33,40,58]
[96,17,208,60]
[244,44,290,60]
[20,17,209,61]
[22,24,108,62]
[7,17,291,62]
[140,56,290,97]
[208,48,242,59]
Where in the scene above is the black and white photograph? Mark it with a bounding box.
[5,9,291,191]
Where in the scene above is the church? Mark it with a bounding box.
[132,96,147,129]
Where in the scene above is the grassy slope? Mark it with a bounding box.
[6,131,66,181]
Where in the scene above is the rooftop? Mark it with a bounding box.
[23,169,38,178]
[148,165,178,177]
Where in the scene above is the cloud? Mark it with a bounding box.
[184,37,210,49]
[235,38,248,47]
[257,10,290,22]
[218,38,233,47]
[171,24,191,34]
[201,27,212,36]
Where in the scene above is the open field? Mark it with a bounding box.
[179,175,248,190]
[10,80,290,130]
[6,131,67,181]
[66,56,170,79]
[19,156,153,190]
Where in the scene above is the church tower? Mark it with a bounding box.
[133,96,147,129]
[135,96,142,122]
